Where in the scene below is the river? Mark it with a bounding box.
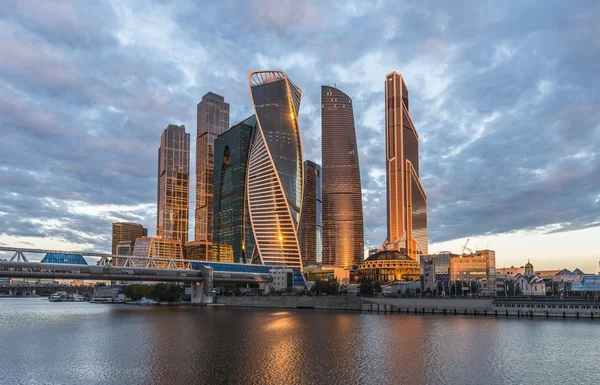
[0,298,598,384]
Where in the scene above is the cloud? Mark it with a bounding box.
[0,0,597,258]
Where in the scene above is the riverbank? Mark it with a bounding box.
[213,296,600,319]
[216,295,362,310]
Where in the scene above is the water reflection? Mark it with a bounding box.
[0,299,599,385]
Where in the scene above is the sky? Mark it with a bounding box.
[0,1,599,272]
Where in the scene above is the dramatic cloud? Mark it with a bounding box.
[0,1,598,260]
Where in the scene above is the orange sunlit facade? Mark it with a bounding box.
[321,85,364,268]
[157,124,190,243]
[195,92,230,261]
[384,72,428,261]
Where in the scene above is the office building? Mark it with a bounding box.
[111,222,146,255]
[157,124,190,243]
[449,250,496,295]
[421,251,457,292]
[247,70,304,269]
[212,116,256,263]
[321,85,364,268]
[298,160,322,265]
[384,72,428,261]
[195,92,230,261]
[132,237,184,268]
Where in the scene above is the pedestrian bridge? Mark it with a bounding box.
[0,246,275,304]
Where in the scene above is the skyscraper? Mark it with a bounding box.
[213,116,256,264]
[157,124,190,243]
[321,85,364,268]
[384,72,428,260]
[195,92,230,260]
[111,222,146,255]
[298,160,322,265]
[247,70,303,269]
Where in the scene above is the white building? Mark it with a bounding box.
[269,268,294,292]
[514,262,545,296]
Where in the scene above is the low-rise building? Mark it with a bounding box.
[269,268,294,292]
[449,250,496,295]
[303,265,351,284]
[132,237,184,267]
[357,250,420,284]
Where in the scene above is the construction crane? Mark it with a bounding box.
[461,239,473,255]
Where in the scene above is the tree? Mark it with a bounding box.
[310,278,340,295]
[360,280,373,296]
[372,281,382,293]
[515,282,523,296]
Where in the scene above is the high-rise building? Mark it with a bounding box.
[195,93,230,262]
[247,70,304,269]
[321,85,364,268]
[298,160,322,266]
[384,72,428,260]
[111,222,146,255]
[212,116,256,264]
[157,124,190,243]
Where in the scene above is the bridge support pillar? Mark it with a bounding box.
[191,266,214,304]
[190,282,213,304]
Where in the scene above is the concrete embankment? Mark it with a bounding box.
[365,297,493,312]
[216,295,362,310]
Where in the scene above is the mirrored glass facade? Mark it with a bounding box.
[41,253,87,265]
[195,92,230,262]
[247,71,303,269]
[321,86,364,268]
[213,116,256,264]
[298,160,322,265]
[385,72,428,260]
[157,124,190,243]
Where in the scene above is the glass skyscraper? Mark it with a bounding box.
[212,116,256,264]
[247,70,304,269]
[195,92,230,260]
[384,72,428,260]
[157,124,190,243]
[298,160,322,265]
[321,85,364,268]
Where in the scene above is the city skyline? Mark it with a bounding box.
[0,1,598,272]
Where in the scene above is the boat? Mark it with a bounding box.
[48,292,67,302]
[136,298,158,305]
[71,294,85,302]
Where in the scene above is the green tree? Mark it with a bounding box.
[515,282,523,296]
[360,280,374,296]
[310,278,340,295]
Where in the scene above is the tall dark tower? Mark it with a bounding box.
[195,92,230,259]
[384,72,428,260]
[298,160,322,265]
[321,85,364,268]
[212,116,256,264]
